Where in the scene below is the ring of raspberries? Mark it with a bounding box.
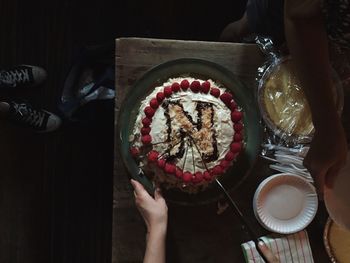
[130,79,244,185]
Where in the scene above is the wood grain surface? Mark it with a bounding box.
[113,38,332,263]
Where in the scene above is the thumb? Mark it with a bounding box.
[258,241,280,263]
[131,179,148,197]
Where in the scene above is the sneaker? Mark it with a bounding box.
[0,65,47,88]
[0,101,61,132]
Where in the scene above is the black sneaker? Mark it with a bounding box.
[2,101,61,132]
[0,65,47,88]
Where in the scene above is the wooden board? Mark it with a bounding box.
[113,37,331,263]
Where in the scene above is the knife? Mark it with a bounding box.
[188,134,278,262]
[215,178,279,263]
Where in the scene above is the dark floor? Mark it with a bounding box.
[0,1,246,262]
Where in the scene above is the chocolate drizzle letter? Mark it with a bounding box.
[162,100,218,163]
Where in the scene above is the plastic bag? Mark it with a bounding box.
[256,37,344,147]
[255,37,344,180]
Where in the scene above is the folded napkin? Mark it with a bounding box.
[241,230,314,263]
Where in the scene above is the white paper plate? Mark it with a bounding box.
[253,173,318,234]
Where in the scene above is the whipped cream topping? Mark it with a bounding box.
[130,77,236,173]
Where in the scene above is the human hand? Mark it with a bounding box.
[257,241,280,263]
[131,179,168,235]
[304,118,347,197]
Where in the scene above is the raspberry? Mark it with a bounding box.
[225,151,235,161]
[230,142,242,153]
[142,117,151,127]
[164,86,172,97]
[203,171,211,181]
[150,98,159,109]
[144,106,155,118]
[220,92,233,105]
[147,150,159,162]
[175,168,183,178]
[164,163,176,174]
[141,135,152,144]
[190,80,200,93]
[220,160,230,169]
[234,123,243,132]
[171,82,181,92]
[209,169,215,177]
[157,159,166,168]
[156,92,165,102]
[231,111,242,122]
[201,81,211,93]
[212,165,224,175]
[230,101,237,111]
[130,147,140,157]
[192,171,203,184]
[210,88,220,97]
[180,79,190,90]
[141,127,151,135]
[234,133,243,142]
[182,172,193,183]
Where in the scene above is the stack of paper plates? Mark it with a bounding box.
[253,173,318,234]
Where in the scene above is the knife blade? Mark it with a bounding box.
[215,178,279,263]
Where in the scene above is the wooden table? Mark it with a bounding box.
[113,37,331,263]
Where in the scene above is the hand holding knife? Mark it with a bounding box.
[189,135,280,262]
[215,178,280,263]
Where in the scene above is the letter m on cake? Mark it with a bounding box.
[163,101,218,162]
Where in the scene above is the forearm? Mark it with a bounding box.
[143,229,166,263]
[284,1,339,130]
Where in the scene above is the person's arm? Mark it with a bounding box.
[131,179,167,263]
[219,13,250,42]
[284,0,347,196]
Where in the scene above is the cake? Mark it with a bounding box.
[129,77,244,193]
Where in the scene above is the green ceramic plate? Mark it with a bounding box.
[117,58,262,205]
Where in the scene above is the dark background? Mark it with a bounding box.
[0,0,247,263]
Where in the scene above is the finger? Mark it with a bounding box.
[131,179,145,194]
[258,241,280,263]
[154,187,164,201]
[131,179,156,207]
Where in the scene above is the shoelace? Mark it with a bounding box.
[12,103,46,129]
[0,68,31,87]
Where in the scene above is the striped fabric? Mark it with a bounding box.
[241,230,314,263]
